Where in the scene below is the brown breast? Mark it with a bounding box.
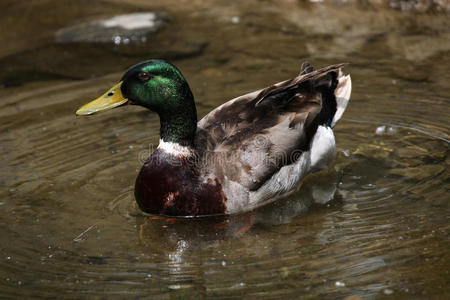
[134,149,227,216]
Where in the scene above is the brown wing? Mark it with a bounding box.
[194,63,344,191]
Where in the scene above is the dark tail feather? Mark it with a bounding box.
[254,62,349,123]
[314,71,339,127]
[301,62,351,128]
[255,62,345,106]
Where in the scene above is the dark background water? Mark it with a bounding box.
[0,0,449,299]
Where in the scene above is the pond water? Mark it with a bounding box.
[0,1,449,299]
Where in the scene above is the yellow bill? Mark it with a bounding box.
[76,82,128,116]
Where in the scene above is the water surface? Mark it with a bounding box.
[0,1,449,299]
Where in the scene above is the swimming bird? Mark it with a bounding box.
[76,60,351,217]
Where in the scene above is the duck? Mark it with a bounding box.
[76,60,351,217]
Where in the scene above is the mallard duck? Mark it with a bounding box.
[76,60,351,217]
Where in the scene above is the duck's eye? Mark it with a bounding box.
[138,72,151,81]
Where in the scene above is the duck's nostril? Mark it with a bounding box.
[107,91,114,97]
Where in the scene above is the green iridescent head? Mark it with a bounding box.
[76,59,198,146]
[120,60,193,113]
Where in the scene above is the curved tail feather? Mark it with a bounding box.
[331,71,352,128]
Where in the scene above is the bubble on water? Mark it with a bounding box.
[387,127,397,134]
[113,36,122,45]
[231,16,240,24]
[375,126,386,135]
[384,288,393,295]
[168,284,181,290]
[335,281,345,287]
[376,125,397,135]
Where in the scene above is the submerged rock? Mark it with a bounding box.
[353,143,394,160]
[389,164,445,180]
[397,145,430,160]
[55,12,167,45]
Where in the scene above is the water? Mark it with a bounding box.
[0,1,449,299]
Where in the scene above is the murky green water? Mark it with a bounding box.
[0,1,449,299]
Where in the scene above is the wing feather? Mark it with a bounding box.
[194,63,346,190]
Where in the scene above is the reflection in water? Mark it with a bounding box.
[135,174,338,296]
[0,0,449,298]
